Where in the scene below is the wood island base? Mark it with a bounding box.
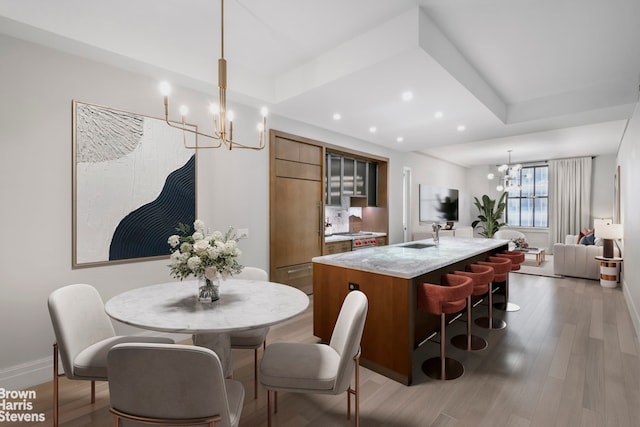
[313,241,506,385]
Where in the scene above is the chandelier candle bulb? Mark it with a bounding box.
[159,81,171,96]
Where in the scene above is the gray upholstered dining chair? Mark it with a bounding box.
[259,290,368,427]
[107,342,245,427]
[47,283,174,427]
[225,266,270,399]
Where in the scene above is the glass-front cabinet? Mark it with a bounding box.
[326,154,342,206]
[342,157,355,196]
[325,153,378,206]
[355,160,367,196]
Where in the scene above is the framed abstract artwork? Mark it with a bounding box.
[72,100,197,268]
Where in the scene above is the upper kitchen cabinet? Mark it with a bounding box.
[326,153,341,206]
[325,153,381,207]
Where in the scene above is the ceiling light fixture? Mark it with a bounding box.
[434,111,443,119]
[332,113,342,120]
[396,136,404,143]
[402,91,413,101]
[159,0,267,150]
[490,149,522,192]
[369,126,377,133]
[457,125,466,132]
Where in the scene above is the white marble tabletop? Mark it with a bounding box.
[104,279,310,334]
[312,237,509,279]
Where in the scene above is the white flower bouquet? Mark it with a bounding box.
[167,219,244,281]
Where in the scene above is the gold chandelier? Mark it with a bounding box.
[159,0,267,150]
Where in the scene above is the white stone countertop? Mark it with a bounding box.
[312,237,509,279]
[324,232,387,243]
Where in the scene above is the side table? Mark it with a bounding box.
[594,256,623,288]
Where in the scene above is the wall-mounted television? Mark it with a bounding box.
[419,185,459,223]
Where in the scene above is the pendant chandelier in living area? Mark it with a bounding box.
[159,0,268,150]
[488,150,522,192]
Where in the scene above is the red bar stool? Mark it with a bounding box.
[418,274,473,380]
[494,250,525,312]
[475,256,512,330]
[451,264,495,351]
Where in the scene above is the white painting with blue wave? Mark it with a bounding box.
[75,102,195,266]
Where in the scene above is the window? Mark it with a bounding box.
[506,165,548,227]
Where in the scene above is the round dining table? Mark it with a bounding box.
[104,278,309,377]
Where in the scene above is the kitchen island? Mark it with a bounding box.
[312,236,508,385]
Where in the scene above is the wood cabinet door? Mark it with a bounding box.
[273,176,322,267]
[324,240,352,255]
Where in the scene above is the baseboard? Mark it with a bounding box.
[0,331,186,391]
[622,277,640,348]
[0,355,51,391]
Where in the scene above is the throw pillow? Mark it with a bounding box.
[579,233,596,245]
[577,228,593,244]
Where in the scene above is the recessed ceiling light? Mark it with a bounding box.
[402,91,413,101]
[434,111,444,119]
[396,137,404,143]
[369,126,377,133]
[332,113,341,120]
[457,125,466,132]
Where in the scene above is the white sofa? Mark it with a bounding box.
[553,234,619,280]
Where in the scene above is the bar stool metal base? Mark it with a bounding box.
[475,316,506,330]
[493,302,520,312]
[422,357,465,380]
[451,334,488,351]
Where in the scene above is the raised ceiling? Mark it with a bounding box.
[1,0,638,166]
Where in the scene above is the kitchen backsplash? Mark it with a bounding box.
[325,206,363,235]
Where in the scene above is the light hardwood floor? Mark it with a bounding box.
[25,273,640,426]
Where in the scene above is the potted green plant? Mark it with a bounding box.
[471,193,508,238]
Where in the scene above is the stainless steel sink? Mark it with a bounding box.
[401,243,435,249]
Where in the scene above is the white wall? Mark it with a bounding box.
[403,153,472,239]
[0,34,466,389]
[617,102,640,339]
[591,154,616,223]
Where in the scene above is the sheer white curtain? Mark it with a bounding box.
[549,157,592,246]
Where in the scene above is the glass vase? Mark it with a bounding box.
[198,276,220,303]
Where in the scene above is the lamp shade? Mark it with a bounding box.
[593,218,612,229]
[594,223,623,240]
